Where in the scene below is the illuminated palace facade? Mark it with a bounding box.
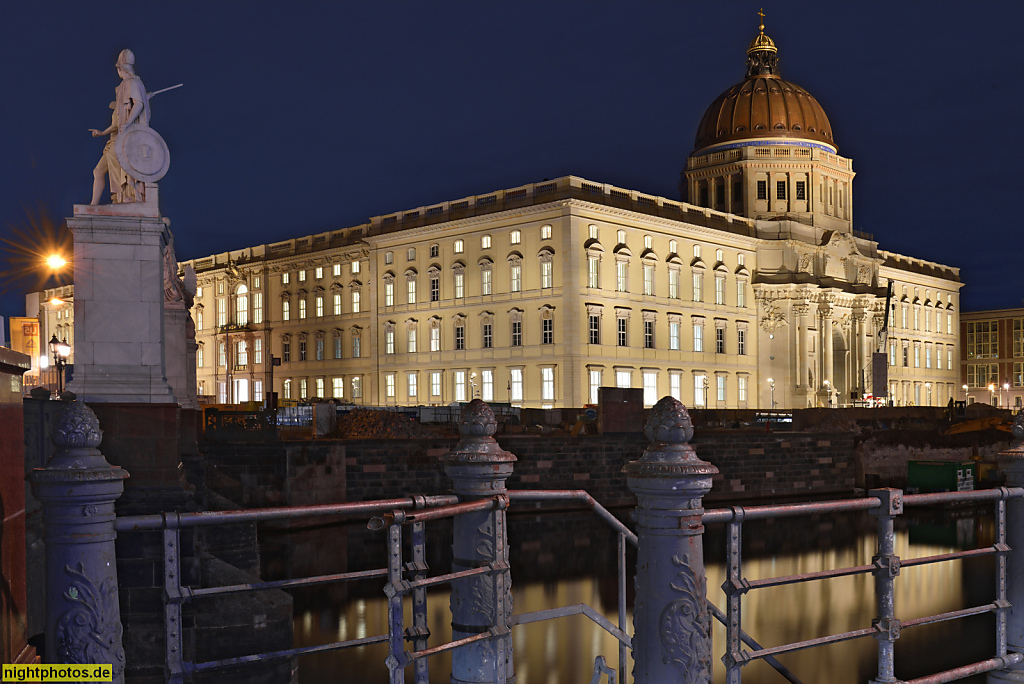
[171,26,959,409]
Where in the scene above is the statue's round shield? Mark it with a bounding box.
[115,124,170,183]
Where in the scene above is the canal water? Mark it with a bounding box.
[260,503,996,684]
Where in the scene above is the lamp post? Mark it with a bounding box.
[990,383,997,407]
[1004,382,1010,410]
[469,372,478,399]
[48,334,70,397]
[963,384,969,402]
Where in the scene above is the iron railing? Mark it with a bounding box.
[704,487,1024,684]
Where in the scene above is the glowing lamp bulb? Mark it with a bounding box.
[46,254,66,269]
[49,297,63,307]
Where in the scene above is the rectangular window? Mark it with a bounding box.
[482,370,494,401]
[407,279,416,304]
[510,230,521,245]
[351,376,362,399]
[455,323,465,350]
[643,371,658,406]
[738,376,748,403]
[588,256,600,288]
[430,274,440,301]
[196,309,204,330]
[670,372,682,401]
[717,375,726,402]
[902,344,908,367]
[315,377,325,398]
[333,293,341,315]
[454,240,464,254]
[299,299,307,319]
[253,293,263,324]
[385,330,395,355]
[541,368,555,402]
[236,341,248,366]
[333,264,341,277]
[542,318,553,344]
[385,374,396,399]
[315,267,323,279]
[510,369,523,402]
[616,262,628,292]
[408,328,417,354]
[333,377,343,398]
[926,345,932,369]
[668,269,679,299]
[299,378,307,399]
[282,273,289,285]
[693,321,704,352]
[756,180,767,200]
[351,261,361,274]
[454,371,466,401]
[481,235,492,249]
[541,224,552,240]
[385,282,394,307]
[737,329,746,355]
[890,340,897,366]
[219,382,227,403]
[715,276,725,305]
[431,371,442,397]
[430,326,440,352]
[948,348,953,372]
[351,291,360,313]
[644,320,654,349]
[299,340,307,361]
[617,318,628,347]
[429,245,439,258]
[902,305,908,329]
[692,272,703,302]
[219,342,227,366]
[589,315,601,345]
[967,364,999,388]
[616,370,631,389]
[352,336,361,358]
[540,261,553,289]
[196,346,204,368]
[716,327,725,354]
[694,374,707,407]
[776,180,787,200]
[481,269,492,295]
[1014,362,1024,388]
[511,320,522,346]
[334,337,341,359]
[315,295,324,317]
[282,341,290,363]
[796,180,806,201]
[914,345,920,368]
[407,372,418,399]
[914,307,919,330]
[925,309,931,332]
[454,273,464,299]
[947,314,953,337]
[643,264,654,296]
[967,321,999,358]
[510,265,522,292]
[737,281,746,308]
[217,298,226,327]
[254,380,264,403]
[280,380,289,401]
[407,248,416,261]
[589,369,601,404]
[483,323,493,348]
[669,322,680,350]
[315,338,324,361]
[298,270,306,282]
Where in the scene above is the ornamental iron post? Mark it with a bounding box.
[623,396,718,683]
[868,488,903,684]
[991,413,1024,683]
[444,399,516,684]
[28,401,129,682]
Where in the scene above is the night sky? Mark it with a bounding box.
[2,2,1022,326]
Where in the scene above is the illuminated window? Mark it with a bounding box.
[588,256,600,288]
[385,373,395,398]
[315,267,323,279]
[589,314,600,345]
[616,261,628,292]
[482,235,491,249]
[589,370,601,404]
[431,371,442,397]
[351,290,360,313]
[315,295,323,317]
[407,372,418,399]
[385,251,393,264]
[234,285,248,325]
[541,224,552,240]
[510,230,521,245]
[298,270,306,282]
[298,299,306,319]
[333,293,341,315]
[715,275,725,305]
[454,239,464,254]
[407,278,416,304]
[692,271,703,302]
[541,367,554,401]
[589,224,599,240]
[693,320,704,352]
[510,369,523,402]
[617,230,626,244]
[351,260,360,274]
[617,317,628,347]
[643,264,654,296]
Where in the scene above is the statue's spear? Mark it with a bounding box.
[147,83,183,98]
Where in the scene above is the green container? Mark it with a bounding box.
[907,460,975,494]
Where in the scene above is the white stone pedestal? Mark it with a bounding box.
[66,189,176,404]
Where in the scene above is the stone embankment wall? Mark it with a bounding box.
[203,430,858,509]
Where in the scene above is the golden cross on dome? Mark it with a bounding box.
[758,8,766,33]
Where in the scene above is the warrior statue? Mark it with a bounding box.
[89,49,172,204]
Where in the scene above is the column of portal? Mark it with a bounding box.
[794,304,807,389]
[822,305,834,394]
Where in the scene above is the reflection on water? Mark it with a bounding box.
[269,508,996,684]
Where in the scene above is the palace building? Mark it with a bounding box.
[30,22,963,410]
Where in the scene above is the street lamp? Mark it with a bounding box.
[962,384,968,401]
[48,334,70,397]
[470,372,478,399]
[989,383,996,407]
[46,254,67,270]
[823,379,832,408]
[1004,382,1010,409]
[767,377,776,410]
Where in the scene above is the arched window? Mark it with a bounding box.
[235,284,249,325]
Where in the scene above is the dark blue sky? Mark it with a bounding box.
[2,1,1021,323]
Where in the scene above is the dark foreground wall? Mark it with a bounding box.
[203,430,857,509]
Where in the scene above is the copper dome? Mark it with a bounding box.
[693,27,835,154]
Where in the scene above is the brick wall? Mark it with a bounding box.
[203,430,858,509]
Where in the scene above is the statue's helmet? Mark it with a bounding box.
[116,49,136,74]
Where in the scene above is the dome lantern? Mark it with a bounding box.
[746,9,779,77]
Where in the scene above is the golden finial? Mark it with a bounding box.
[758,8,766,34]
[747,7,777,55]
